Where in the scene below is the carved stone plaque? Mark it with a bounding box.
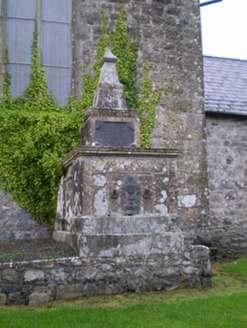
[95,121,135,147]
[121,176,141,215]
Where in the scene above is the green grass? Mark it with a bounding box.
[0,258,247,328]
[0,251,24,261]
[221,258,247,279]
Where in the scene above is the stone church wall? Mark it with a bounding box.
[201,115,247,254]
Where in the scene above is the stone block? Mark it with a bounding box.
[0,233,15,242]
[56,283,84,300]
[24,270,45,283]
[79,233,184,258]
[182,266,201,276]
[8,292,26,306]
[84,282,112,296]
[28,292,51,306]
[50,268,70,283]
[189,245,210,259]
[2,269,19,283]
[76,24,92,40]
[201,259,212,278]
[0,293,6,305]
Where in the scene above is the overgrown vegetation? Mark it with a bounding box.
[0,34,83,223]
[1,259,247,327]
[0,6,162,223]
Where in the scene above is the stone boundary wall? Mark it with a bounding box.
[0,245,211,306]
[200,115,247,254]
[0,189,51,242]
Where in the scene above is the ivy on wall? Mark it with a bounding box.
[139,62,162,148]
[0,6,161,223]
[0,34,83,223]
[2,47,12,108]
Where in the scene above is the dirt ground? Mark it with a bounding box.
[0,239,77,263]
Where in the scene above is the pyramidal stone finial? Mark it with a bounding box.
[99,47,118,66]
[93,47,127,109]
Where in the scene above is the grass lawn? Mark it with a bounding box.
[1,258,247,328]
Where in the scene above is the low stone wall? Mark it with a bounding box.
[0,245,211,306]
[0,189,51,241]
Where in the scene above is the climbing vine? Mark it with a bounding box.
[0,33,83,223]
[138,62,162,148]
[24,32,57,111]
[2,47,12,108]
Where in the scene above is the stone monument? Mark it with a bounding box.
[53,48,211,292]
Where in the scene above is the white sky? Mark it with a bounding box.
[200,0,247,60]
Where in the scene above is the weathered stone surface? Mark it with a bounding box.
[201,116,247,253]
[8,292,26,306]
[50,268,70,283]
[121,176,141,215]
[28,292,51,306]
[0,189,51,241]
[56,283,84,300]
[24,270,45,283]
[93,48,127,110]
[0,246,211,306]
[55,149,180,220]
[0,293,6,305]
[2,269,19,283]
[79,233,184,258]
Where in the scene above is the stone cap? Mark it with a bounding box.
[62,146,183,167]
[83,107,139,122]
[99,47,118,67]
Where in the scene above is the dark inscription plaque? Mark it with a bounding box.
[95,121,135,147]
[121,176,141,215]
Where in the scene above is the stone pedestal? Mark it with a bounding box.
[54,146,181,255]
[53,48,211,293]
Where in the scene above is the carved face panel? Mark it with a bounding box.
[121,176,141,215]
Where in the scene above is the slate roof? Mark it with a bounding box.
[203,56,247,115]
